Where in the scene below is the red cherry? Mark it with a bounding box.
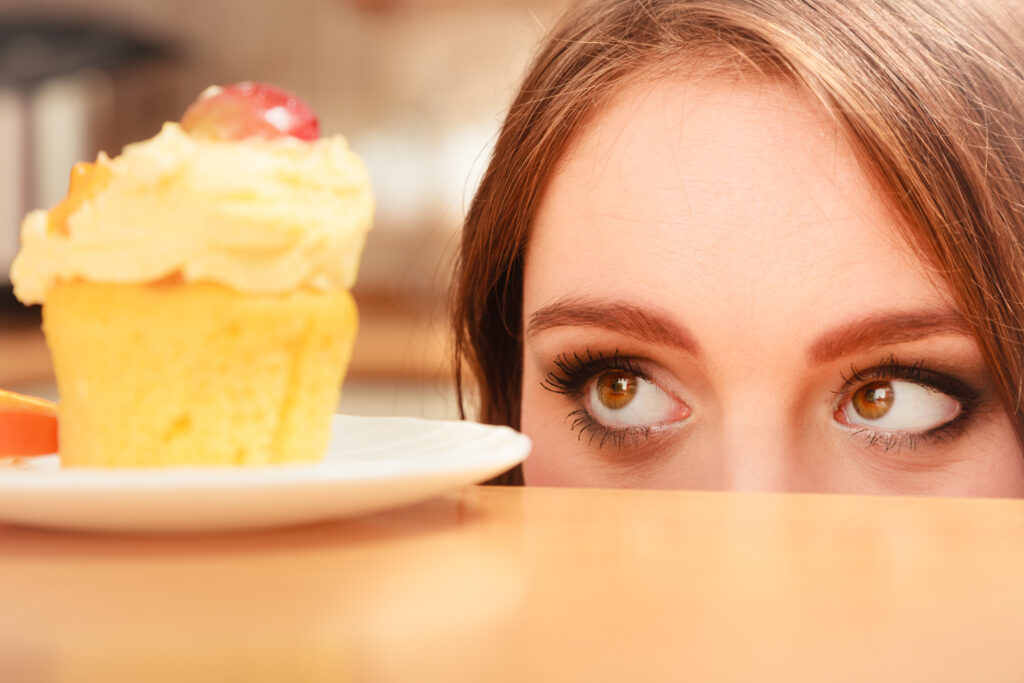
[180,82,320,141]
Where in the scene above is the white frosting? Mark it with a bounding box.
[12,122,374,304]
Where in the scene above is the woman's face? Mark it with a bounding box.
[520,74,1024,496]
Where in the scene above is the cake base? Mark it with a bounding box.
[44,281,358,467]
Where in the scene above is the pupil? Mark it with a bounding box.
[853,380,894,420]
[597,371,637,410]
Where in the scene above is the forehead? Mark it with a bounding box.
[525,74,950,334]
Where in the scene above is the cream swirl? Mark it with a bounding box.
[11,122,373,304]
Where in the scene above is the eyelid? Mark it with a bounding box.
[831,356,989,452]
[542,349,654,397]
[542,348,690,451]
[835,356,983,409]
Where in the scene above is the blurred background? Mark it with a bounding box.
[0,0,565,419]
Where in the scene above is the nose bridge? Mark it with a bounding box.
[714,389,797,493]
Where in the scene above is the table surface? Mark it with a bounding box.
[2,485,1024,683]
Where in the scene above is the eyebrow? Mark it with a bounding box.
[527,297,972,365]
[527,297,703,357]
[807,309,972,365]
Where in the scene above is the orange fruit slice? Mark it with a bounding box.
[0,389,58,456]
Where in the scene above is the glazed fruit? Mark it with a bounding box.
[0,389,58,456]
[48,160,112,236]
[180,82,320,141]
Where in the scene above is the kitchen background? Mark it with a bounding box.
[0,0,565,419]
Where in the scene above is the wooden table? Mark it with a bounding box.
[2,485,1023,682]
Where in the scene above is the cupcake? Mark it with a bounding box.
[9,83,373,467]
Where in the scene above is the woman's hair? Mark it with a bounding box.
[453,0,1024,484]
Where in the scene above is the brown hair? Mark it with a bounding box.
[453,0,1024,485]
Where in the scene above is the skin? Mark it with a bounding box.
[519,74,1024,496]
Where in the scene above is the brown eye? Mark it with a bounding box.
[595,371,637,410]
[836,378,961,434]
[851,380,894,420]
[583,366,689,430]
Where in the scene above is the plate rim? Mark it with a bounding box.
[0,415,531,528]
[0,414,529,480]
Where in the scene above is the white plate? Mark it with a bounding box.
[0,415,530,534]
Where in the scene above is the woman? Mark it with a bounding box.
[453,0,1024,495]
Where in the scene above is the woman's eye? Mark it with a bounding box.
[585,370,688,427]
[835,379,960,432]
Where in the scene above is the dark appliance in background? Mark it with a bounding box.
[0,20,181,292]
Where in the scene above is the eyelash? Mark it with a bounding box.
[542,349,657,449]
[542,348,985,452]
[836,355,984,452]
